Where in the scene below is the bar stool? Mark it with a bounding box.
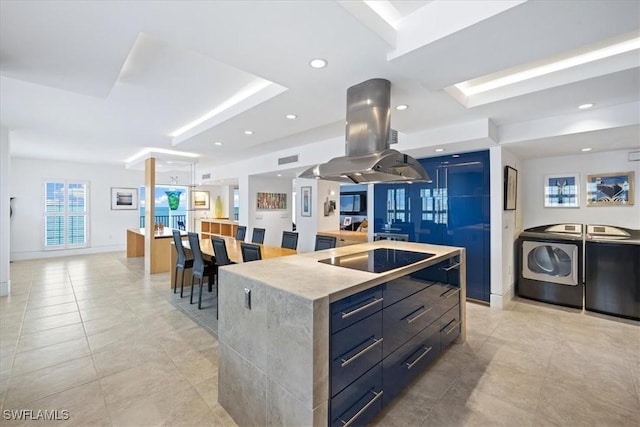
[172,230,193,297]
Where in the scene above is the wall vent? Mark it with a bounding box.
[201,173,211,180]
[629,150,640,162]
[388,129,398,145]
[278,155,299,165]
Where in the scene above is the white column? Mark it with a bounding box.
[0,127,11,296]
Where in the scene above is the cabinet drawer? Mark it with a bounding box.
[440,304,461,350]
[330,363,382,427]
[382,321,440,406]
[331,286,383,333]
[425,283,460,315]
[382,276,434,307]
[331,311,383,396]
[382,286,440,357]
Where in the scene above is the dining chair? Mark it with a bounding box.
[241,242,262,262]
[211,237,235,267]
[315,234,337,251]
[187,232,217,309]
[281,231,299,250]
[235,225,247,241]
[172,230,193,297]
[211,236,236,319]
[251,227,266,244]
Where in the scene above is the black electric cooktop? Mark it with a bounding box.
[318,248,435,273]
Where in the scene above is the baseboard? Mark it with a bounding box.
[490,284,515,310]
[0,280,11,296]
[10,244,126,261]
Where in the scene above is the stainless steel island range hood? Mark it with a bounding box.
[299,78,431,184]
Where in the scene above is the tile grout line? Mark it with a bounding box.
[1,269,36,408]
[68,267,116,427]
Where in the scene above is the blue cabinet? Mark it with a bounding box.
[329,260,462,425]
[373,150,490,301]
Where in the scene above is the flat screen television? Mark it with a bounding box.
[340,192,365,214]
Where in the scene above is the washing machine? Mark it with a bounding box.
[585,225,640,320]
[517,224,584,309]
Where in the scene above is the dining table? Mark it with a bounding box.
[169,233,297,289]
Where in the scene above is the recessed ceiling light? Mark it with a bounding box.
[396,104,408,111]
[581,148,592,152]
[286,114,297,120]
[435,148,445,152]
[277,174,282,177]
[244,130,254,135]
[309,58,328,69]
[578,103,594,110]
[214,142,223,146]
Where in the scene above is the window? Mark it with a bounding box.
[44,181,89,249]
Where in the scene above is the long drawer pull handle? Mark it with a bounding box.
[440,288,460,299]
[443,320,461,335]
[339,390,383,427]
[341,298,383,319]
[405,306,432,324]
[340,338,383,368]
[405,346,433,370]
[440,262,460,272]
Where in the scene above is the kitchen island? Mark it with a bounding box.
[217,240,465,426]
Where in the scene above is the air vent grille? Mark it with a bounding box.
[388,129,398,145]
[201,173,211,180]
[278,155,299,165]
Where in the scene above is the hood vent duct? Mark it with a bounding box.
[299,78,431,184]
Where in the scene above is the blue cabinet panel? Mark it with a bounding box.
[331,286,383,333]
[373,150,490,301]
[440,304,461,349]
[382,321,440,406]
[330,363,383,427]
[331,310,383,397]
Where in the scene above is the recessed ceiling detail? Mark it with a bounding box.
[446,32,640,108]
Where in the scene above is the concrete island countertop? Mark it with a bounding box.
[221,239,463,302]
[217,240,466,426]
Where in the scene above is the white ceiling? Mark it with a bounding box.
[1,0,638,175]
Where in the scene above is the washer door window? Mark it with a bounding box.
[522,241,578,286]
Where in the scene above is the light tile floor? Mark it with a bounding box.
[0,252,638,426]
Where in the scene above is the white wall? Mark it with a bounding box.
[10,157,145,260]
[489,146,521,309]
[522,149,640,229]
[294,178,340,252]
[247,176,293,247]
[295,178,318,253]
[1,127,11,295]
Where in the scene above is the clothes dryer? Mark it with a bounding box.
[585,225,640,320]
[517,224,584,308]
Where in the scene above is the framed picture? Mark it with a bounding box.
[191,191,210,210]
[111,187,138,210]
[256,192,287,210]
[586,171,634,206]
[504,166,517,211]
[301,186,312,217]
[544,174,580,208]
